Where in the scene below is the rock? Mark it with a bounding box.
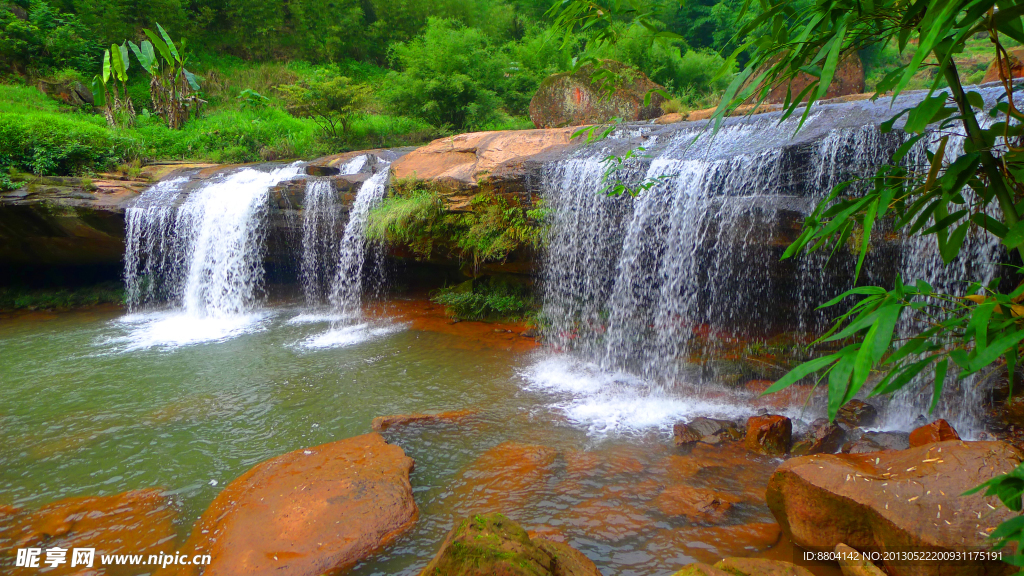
[529,60,667,128]
[305,164,340,176]
[655,112,685,124]
[714,557,815,576]
[745,414,792,455]
[837,400,878,427]
[686,103,782,122]
[653,484,740,522]
[169,433,416,576]
[371,409,478,431]
[645,523,782,566]
[36,78,94,107]
[983,48,1024,83]
[766,440,1021,576]
[674,422,703,446]
[391,128,578,191]
[672,563,733,576]
[909,419,960,447]
[447,442,559,516]
[749,53,865,105]
[835,543,887,576]
[418,513,600,576]
[842,431,910,454]
[0,489,177,573]
[804,418,846,454]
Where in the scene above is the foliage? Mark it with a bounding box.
[130,23,203,129]
[0,282,125,310]
[964,466,1024,567]
[278,71,372,144]
[0,0,97,75]
[366,187,544,269]
[431,278,533,321]
[237,88,269,110]
[93,42,135,127]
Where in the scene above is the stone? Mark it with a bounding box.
[908,419,960,447]
[0,489,177,574]
[835,543,887,576]
[674,422,703,446]
[529,60,667,128]
[655,112,685,124]
[804,418,846,454]
[714,557,815,576]
[36,78,94,107]
[645,523,782,566]
[418,513,600,576]
[842,431,910,454]
[672,563,734,576]
[749,53,865,105]
[983,48,1024,83]
[168,433,416,576]
[653,484,740,522]
[766,440,1021,576]
[447,442,559,516]
[745,414,792,455]
[371,409,478,431]
[836,400,878,427]
[305,164,340,176]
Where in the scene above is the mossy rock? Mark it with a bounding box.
[528,60,667,128]
[419,513,600,576]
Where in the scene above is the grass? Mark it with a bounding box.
[0,282,125,311]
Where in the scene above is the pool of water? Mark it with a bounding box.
[0,298,827,576]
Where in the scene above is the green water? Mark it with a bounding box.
[0,302,785,576]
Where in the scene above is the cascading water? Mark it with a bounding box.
[300,155,369,305]
[328,163,391,316]
[530,88,1013,435]
[120,164,303,348]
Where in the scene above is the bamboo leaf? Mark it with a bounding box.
[930,359,948,413]
[762,353,843,395]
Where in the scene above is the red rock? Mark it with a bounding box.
[0,489,177,575]
[554,498,652,542]
[672,563,734,576]
[745,415,792,455]
[753,53,865,105]
[529,60,666,128]
[804,418,846,455]
[766,441,1021,576]
[714,557,815,576]
[908,419,960,447]
[371,409,478,431]
[653,485,740,522]
[650,454,709,479]
[563,446,646,478]
[983,48,1024,83]
[447,442,558,516]
[835,543,887,576]
[645,523,782,566]
[168,433,416,576]
[836,400,878,427]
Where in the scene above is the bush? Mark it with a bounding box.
[431,277,533,321]
[0,1,99,75]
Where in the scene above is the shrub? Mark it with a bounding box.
[431,277,533,321]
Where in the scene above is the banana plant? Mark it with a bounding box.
[129,23,203,129]
[91,42,135,128]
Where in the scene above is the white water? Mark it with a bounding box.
[121,164,303,349]
[328,163,391,316]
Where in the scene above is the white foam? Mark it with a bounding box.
[285,311,359,325]
[297,322,404,350]
[105,310,271,351]
[521,355,752,436]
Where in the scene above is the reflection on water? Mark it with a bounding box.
[0,299,816,576]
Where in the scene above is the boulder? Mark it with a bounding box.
[715,557,815,576]
[418,513,600,576]
[766,440,1021,576]
[745,414,792,455]
[983,48,1024,83]
[653,485,740,522]
[835,543,887,576]
[673,564,733,576]
[802,418,846,455]
[0,489,177,574]
[371,409,478,431]
[168,433,416,576]
[529,60,667,128]
[749,53,865,105]
[837,400,878,427]
[842,431,910,454]
[36,79,94,107]
[675,417,743,446]
[908,419,960,447]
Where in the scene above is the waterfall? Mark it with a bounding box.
[120,164,302,348]
[329,163,391,317]
[300,155,370,305]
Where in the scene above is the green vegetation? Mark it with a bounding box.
[0,282,124,310]
[432,277,534,321]
[366,186,545,269]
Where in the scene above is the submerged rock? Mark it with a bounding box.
[836,400,878,427]
[644,523,782,566]
[169,433,416,576]
[418,513,600,576]
[528,60,666,128]
[842,430,910,454]
[766,440,1021,576]
[0,488,178,574]
[371,409,478,431]
[835,543,887,576]
[653,485,740,522]
[909,419,960,447]
[745,415,792,455]
[448,441,559,516]
[673,558,813,576]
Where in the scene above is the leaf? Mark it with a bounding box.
[817,22,847,101]
[144,28,173,65]
[940,222,969,264]
[871,356,935,396]
[828,349,857,421]
[157,22,180,62]
[929,359,947,414]
[904,92,949,133]
[762,353,843,395]
[855,199,878,281]
[183,68,200,91]
[969,328,1024,373]
[118,42,130,74]
[101,49,111,84]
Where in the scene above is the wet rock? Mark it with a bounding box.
[766,440,1021,576]
[714,557,815,576]
[305,164,340,176]
[983,48,1024,83]
[835,543,886,576]
[803,418,846,455]
[170,433,416,576]
[0,489,177,574]
[418,513,600,576]
[554,497,652,542]
[371,409,478,431]
[672,563,733,576]
[745,414,792,455]
[448,442,559,516]
[837,400,878,427]
[645,523,781,566]
[564,447,646,478]
[908,419,960,447]
[529,60,666,128]
[842,431,910,454]
[653,485,740,522]
[746,53,865,105]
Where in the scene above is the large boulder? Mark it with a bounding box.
[166,433,417,576]
[0,489,178,575]
[36,78,94,107]
[418,513,601,576]
[745,414,792,455]
[983,48,1024,83]
[766,440,1021,576]
[909,419,960,447]
[748,53,865,105]
[529,60,667,129]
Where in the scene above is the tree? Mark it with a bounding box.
[277,71,371,144]
[550,0,1024,562]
